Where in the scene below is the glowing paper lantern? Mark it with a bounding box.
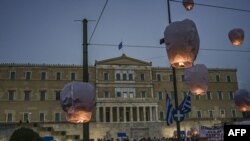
[183,0,194,11]
[60,81,96,123]
[234,89,250,112]
[228,28,244,46]
[164,19,199,68]
[184,64,209,95]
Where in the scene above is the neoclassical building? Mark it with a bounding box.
[0,54,242,140]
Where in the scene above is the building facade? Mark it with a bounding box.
[0,54,242,140]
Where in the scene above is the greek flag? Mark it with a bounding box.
[118,42,122,50]
[166,93,174,126]
[179,91,191,114]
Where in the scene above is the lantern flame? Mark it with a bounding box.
[232,40,242,46]
[183,0,194,11]
[178,62,185,67]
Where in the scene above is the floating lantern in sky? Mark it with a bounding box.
[228,28,244,46]
[183,0,194,11]
[184,64,209,95]
[234,89,250,112]
[60,81,96,123]
[164,19,199,68]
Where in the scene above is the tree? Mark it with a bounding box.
[9,127,43,141]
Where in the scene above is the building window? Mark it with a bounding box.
[39,113,45,122]
[231,109,237,118]
[128,73,133,80]
[208,110,214,118]
[216,74,220,82]
[116,92,121,97]
[25,71,31,80]
[56,72,61,80]
[10,71,16,80]
[218,91,223,100]
[160,111,164,121]
[207,91,212,100]
[195,95,200,100]
[24,91,30,101]
[104,91,110,98]
[196,111,202,118]
[170,91,175,99]
[141,91,146,98]
[55,113,61,122]
[182,91,187,99]
[229,91,234,100]
[55,91,60,100]
[129,92,134,98]
[181,74,185,81]
[123,92,128,98]
[169,74,173,82]
[140,73,145,81]
[104,72,109,80]
[156,74,161,81]
[41,72,47,80]
[8,90,15,101]
[158,91,163,100]
[226,75,231,82]
[71,72,76,81]
[23,113,29,123]
[185,113,190,119]
[122,73,127,80]
[116,73,121,80]
[7,113,13,122]
[220,110,225,118]
[40,90,46,101]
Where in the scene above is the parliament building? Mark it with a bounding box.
[0,54,242,141]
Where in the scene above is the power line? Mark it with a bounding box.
[171,0,250,13]
[89,0,109,43]
[89,43,250,53]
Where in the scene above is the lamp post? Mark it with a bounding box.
[82,18,89,141]
[167,0,181,140]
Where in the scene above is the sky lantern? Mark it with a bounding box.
[234,89,250,112]
[228,28,244,46]
[184,64,209,95]
[164,19,199,68]
[60,81,96,123]
[183,0,194,11]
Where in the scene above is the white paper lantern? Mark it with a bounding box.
[183,0,194,11]
[234,89,250,112]
[184,64,209,95]
[228,28,244,46]
[60,81,96,123]
[164,19,199,68]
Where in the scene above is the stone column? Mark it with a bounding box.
[124,107,126,122]
[150,106,152,121]
[110,106,113,122]
[137,106,140,121]
[130,106,133,122]
[103,106,106,122]
[156,105,159,121]
[96,106,100,122]
[117,106,120,122]
[143,106,146,121]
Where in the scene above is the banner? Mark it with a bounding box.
[199,125,223,141]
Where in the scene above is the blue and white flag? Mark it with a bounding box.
[179,91,191,114]
[118,41,122,50]
[166,93,174,126]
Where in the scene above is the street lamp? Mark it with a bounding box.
[162,0,199,140]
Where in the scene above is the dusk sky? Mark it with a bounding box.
[0,0,250,91]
